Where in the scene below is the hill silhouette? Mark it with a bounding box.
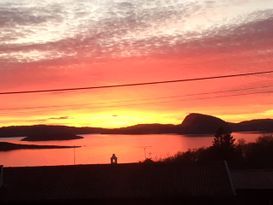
[20,126,83,141]
[230,119,273,132]
[178,113,230,134]
[103,123,178,134]
[0,113,272,140]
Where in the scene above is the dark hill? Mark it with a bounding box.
[230,119,273,132]
[179,113,230,134]
[0,125,105,140]
[104,124,178,134]
[20,125,83,141]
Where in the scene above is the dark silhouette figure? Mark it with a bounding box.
[110,154,118,164]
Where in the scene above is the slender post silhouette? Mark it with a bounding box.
[73,146,76,165]
[143,146,152,160]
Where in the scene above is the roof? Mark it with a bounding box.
[0,162,235,201]
[231,169,273,190]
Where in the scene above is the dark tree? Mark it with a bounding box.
[212,127,236,160]
[213,127,235,150]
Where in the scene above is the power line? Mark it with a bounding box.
[0,70,273,95]
[1,84,272,111]
[0,88,272,115]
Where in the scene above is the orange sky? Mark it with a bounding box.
[0,0,273,128]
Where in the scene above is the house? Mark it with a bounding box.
[0,162,235,204]
[231,169,273,203]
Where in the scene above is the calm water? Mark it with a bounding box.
[0,132,262,167]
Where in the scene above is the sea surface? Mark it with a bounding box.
[0,132,263,167]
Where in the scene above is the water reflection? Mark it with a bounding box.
[0,132,261,167]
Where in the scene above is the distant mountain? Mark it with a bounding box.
[178,113,231,134]
[20,125,84,141]
[0,125,105,139]
[230,119,273,132]
[102,124,179,134]
[0,113,272,139]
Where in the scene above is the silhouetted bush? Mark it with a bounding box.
[162,133,273,169]
[243,134,273,168]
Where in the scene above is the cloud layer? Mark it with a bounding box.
[1,0,273,64]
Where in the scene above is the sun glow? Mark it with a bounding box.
[50,110,180,128]
[0,108,182,128]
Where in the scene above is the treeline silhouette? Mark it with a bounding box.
[162,128,273,169]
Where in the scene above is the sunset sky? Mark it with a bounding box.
[0,0,273,128]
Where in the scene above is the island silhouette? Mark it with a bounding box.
[0,142,80,151]
[0,113,272,141]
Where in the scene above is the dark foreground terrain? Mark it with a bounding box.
[0,162,273,205]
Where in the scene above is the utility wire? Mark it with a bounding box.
[1,84,272,111]
[0,88,272,115]
[0,70,273,95]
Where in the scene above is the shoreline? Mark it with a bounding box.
[0,142,80,152]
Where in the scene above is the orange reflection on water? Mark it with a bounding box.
[0,132,260,167]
